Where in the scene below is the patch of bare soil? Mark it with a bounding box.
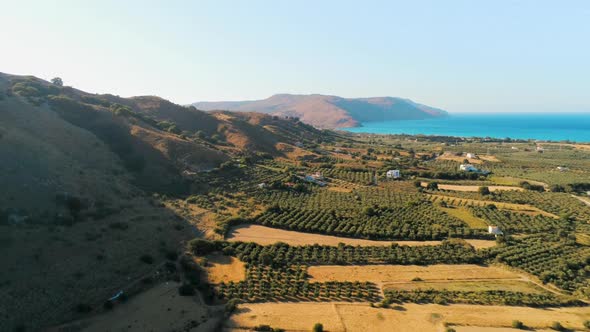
[203,254,246,284]
[56,282,223,332]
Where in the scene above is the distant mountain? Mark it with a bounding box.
[193,94,448,128]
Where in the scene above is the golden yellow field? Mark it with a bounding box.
[227,224,439,246]
[385,280,545,294]
[226,302,590,332]
[307,264,520,285]
[227,224,496,249]
[204,253,246,284]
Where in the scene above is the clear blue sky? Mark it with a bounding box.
[2,0,589,113]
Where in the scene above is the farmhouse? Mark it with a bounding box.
[536,146,544,153]
[466,153,477,159]
[303,172,326,186]
[386,169,401,179]
[556,166,569,172]
[459,164,478,172]
[488,225,503,235]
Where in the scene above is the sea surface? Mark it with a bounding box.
[342,113,590,142]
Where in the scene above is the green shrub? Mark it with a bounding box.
[512,320,525,329]
[551,321,564,331]
[109,221,129,230]
[139,254,154,264]
[75,303,92,313]
[312,323,324,332]
[178,284,196,296]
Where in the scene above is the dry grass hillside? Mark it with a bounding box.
[0,72,333,331]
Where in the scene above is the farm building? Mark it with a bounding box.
[536,146,544,153]
[459,164,478,172]
[466,153,477,159]
[556,166,569,172]
[386,169,401,179]
[488,225,503,235]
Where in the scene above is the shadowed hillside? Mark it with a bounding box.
[0,73,332,331]
[193,93,448,128]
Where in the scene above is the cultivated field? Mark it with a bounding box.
[307,264,520,285]
[227,224,438,246]
[438,206,489,229]
[422,183,524,192]
[429,194,559,218]
[226,302,590,332]
[227,224,496,248]
[385,280,546,294]
[437,153,501,164]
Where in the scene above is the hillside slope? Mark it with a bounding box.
[0,73,332,331]
[193,94,448,128]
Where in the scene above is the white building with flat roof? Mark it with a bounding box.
[386,169,401,179]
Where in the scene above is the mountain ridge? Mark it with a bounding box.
[193,93,448,128]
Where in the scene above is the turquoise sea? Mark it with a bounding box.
[342,113,590,143]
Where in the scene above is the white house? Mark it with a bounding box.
[257,183,267,189]
[459,164,478,172]
[556,166,569,172]
[536,146,544,153]
[466,153,477,159]
[488,225,503,235]
[386,169,401,179]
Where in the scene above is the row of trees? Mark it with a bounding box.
[470,206,562,233]
[486,235,590,295]
[223,240,483,266]
[383,289,583,307]
[217,265,379,303]
[254,204,487,241]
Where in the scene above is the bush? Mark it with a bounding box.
[225,299,240,313]
[312,323,324,332]
[584,320,590,329]
[178,284,196,296]
[139,254,154,264]
[551,321,564,331]
[103,300,114,310]
[478,186,491,195]
[165,250,178,261]
[75,303,92,313]
[427,182,439,190]
[109,221,129,230]
[512,320,525,329]
[189,238,219,255]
